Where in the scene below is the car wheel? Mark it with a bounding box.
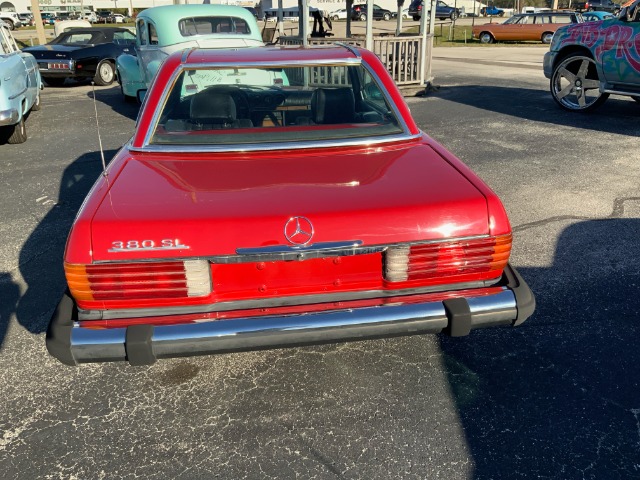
[542,32,554,44]
[7,116,27,144]
[479,32,494,44]
[43,77,66,87]
[31,93,41,111]
[359,13,367,21]
[550,53,608,112]
[332,15,339,20]
[383,12,391,20]
[94,60,115,86]
[450,12,458,20]
[5,20,14,30]
[499,12,505,17]
[412,15,420,20]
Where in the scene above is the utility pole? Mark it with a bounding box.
[30,0,45,46]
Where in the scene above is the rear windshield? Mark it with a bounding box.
[149,63,404,147]
[179,16,251,36]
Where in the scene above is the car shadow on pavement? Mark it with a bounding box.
[433,85,640,136]
[5,150,118,348]
[440,217,640,478]
[87,85,139,121]
[0,273,20,350]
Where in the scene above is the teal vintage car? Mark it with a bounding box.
[0,21,42,144]
[116,4,264,101]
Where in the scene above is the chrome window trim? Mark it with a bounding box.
[78,281,506,320]
[136,57,413,151]
[92,234,492,264]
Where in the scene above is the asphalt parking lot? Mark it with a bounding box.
[2,47,640,479]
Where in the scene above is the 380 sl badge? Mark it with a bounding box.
[108,239,190,252]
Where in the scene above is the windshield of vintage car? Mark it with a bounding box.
[150,64,404,146]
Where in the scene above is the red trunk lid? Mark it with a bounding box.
[90,144,490,262]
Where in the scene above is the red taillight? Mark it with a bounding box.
[65,260,211,301]
[385,234,512,283]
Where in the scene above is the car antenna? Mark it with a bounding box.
[91,82,108,178]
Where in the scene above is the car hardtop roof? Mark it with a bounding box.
[138,4,257,24]
[136,4,262,46]
[183,44,361,65]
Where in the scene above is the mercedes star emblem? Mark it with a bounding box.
[284,216,314,246]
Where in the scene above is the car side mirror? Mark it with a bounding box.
[136,89,147,104]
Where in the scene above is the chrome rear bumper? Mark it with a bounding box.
[0,108,19,126]
[47,264,535,366]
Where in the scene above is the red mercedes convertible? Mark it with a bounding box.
[47,45,534,366]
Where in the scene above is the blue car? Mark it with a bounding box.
[582,11,615,21]
[0,21,42,144]
[409,0,460,20]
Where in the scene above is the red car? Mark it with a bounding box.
[47,46,535,366]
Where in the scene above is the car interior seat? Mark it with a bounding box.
[311,87,356,124]
[189,91,253,130]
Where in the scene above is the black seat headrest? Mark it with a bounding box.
[190,92,237,124]
[311,88,355,124]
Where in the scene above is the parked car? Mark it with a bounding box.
[544,0,640,111]
[481,5,505,16]
[473,11,584,44]
[40,12,58,25]
[18,13,34,27]
[112,14,126,24]
[581,11,615,21]
[46,45,535,366]
[573,0,620,13]
[83,11,98,23]
[0,12,22,29]
[409,0,460,21]
[351,3,394,21]
[330,8,348,20]
[96,11,113,23]
[23,27,136,87]
[0,21,42,144]
[116,4,263,101]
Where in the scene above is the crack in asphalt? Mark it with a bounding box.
[513,196,640,232]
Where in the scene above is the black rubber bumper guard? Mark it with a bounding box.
[46,264,535,366]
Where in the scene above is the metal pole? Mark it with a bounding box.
[300,0,309,46]
[365,0,373,50]
[396,0,403,36]
[346,0,352,37]
[30,0,45,46]
[278,0,284,36]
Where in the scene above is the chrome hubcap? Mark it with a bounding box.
[553,57,601,109]
[100,64,113,82]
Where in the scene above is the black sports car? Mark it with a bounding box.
[22,27,136,87]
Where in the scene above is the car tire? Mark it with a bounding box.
[43,77,66,87]
[412,15,420,20]
[550,52,608,112]
[5,19,14,30]
[542,32,554,44]
[7,116,27,144]
[359,13,367,21]
[332,15,339,20]
[499,12,505,17]
[94,60,115,86]
[383,12,391,20]
[450,12,458,20]
[479,32,494,44]
[31,93,41,111]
